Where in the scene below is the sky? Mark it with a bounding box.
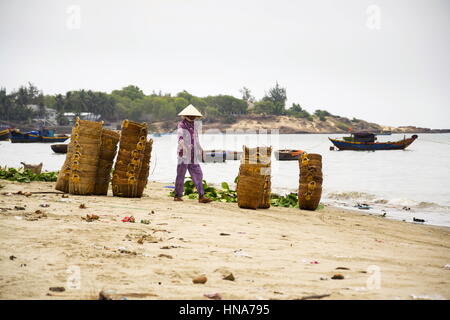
[1,0,449,128]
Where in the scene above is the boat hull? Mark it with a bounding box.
[51,144,68,154]
[329,136,418,151]
[10,131,69,143]
[0,129,10,141]
[275,150,305,161]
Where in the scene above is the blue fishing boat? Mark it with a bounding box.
[10,128,69,143]
[0,128,10,141]
[329,132,418,151]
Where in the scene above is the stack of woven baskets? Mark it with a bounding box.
[236,146,272,209]
[55,118,104,195]
[298,153,323,210]
[94,129,120,195]
[55,124,79,193]
[112,120,153,198]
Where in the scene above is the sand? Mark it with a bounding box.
[0,180,449,300]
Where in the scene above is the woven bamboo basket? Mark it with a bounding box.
[55,126,78,192]
[121,120,148,136]
[239,163,271,177]
[68,118,103,195]
[300,159,322,169]
[298,191,322,210]
[238,145,272,209]
[134,139,153,197]
[243,146,272,159]
[301,153,322,161]
[112,120,148,198]
[259,180,271,209]
[237,175,265,209]
[299,182,322,193]
[299,174,323,184]
[93,129,120,195]
[298,153,323,210]
[111,176,140,197]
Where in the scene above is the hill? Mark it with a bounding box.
[151,114,444,134]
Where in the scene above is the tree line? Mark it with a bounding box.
[0,82,333,125]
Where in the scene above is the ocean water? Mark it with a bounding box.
[1,133,450,227]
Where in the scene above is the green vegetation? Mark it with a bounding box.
[1,82,333,125]
[169,178,238,203]
[0,168,58,183]
[314,109,333,121]
[0,83,45,121]
[287,103,313,120]
[169,177,323,210]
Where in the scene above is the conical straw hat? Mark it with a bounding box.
[178,104,203,117]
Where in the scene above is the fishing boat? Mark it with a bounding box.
[10,128,69,143]
[329,132,418,151]
[275,149,305,161]
[202,150,227,163]
[0,128,10,141]
[51,144,68,154]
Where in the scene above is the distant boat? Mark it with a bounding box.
[200,150,242,162]
[329,132,418,151]
[0,128,10,141]
[51,144,68,154]
[10,128,69,143]
[275,149,305,161]
[202,150,226,163]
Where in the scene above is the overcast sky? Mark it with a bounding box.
[1,0,449,128]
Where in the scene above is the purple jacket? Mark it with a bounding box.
[177,119,203,164]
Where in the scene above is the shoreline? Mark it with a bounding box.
[1,180,449,300]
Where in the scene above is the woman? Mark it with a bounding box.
[174,104,212,203]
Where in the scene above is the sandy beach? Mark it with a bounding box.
[0,180,449,300]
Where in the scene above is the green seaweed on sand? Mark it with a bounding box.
[0,167,58,183]
[270,192,299,208]
[169,177,238,203]
[169,177,324,210]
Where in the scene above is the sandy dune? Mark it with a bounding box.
[0,181,449,300]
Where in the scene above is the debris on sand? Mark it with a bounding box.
[14,206,25,210]
[223,273,235,281]
[25,210,47,221]
[117,248,137,255]
[336,267,350,270]
[81,214,99,222]
[39,204,50,208]
[331,274,345,280]
[9,255,16,260]
[79,203,87,209]
[16,191,32,197]
[160,245,179,249]
[413,217,425,223]
[233,249,252,258]
[121,216,135,223]
[49,287,65,292]
[204,292,222,300]
[128,234,158,244]
[193,276,207,284]
[99,290,114,300]
[140,219,150,225]
[158,254,173,259]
